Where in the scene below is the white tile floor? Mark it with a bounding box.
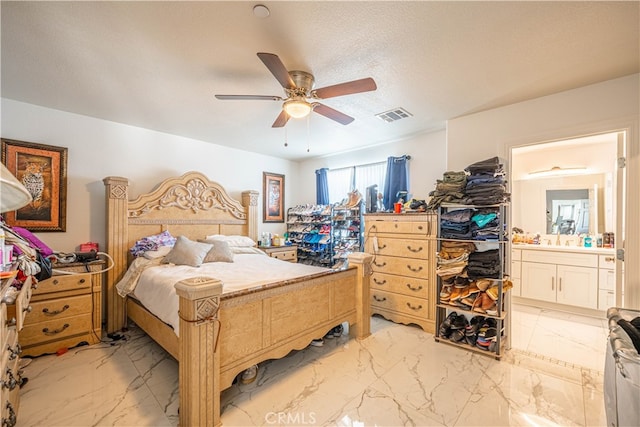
[511,303,609,372]
[17,314,607,426]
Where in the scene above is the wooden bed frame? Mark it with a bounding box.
[103,171,372,426]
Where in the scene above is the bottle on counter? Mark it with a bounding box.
[584,235,593,248]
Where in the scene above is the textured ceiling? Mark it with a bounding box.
[2,1,638,160]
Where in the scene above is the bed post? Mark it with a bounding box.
[347,252,373,340]
[241,190,259,241]
[174,277,223,427]
[103,176,129,333]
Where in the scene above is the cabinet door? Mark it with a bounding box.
[556,265,598,309]
[521,262,556,303]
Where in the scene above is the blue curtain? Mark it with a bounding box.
[382,156,410,210]
[315,168,329,204]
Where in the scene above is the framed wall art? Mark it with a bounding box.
[1,138,68,231]
[263,172,284,223]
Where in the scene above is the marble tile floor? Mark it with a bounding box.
[511,303,609,373]
[18,315,607,427]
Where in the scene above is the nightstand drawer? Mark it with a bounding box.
[270,249,297,262]
[20,313,92,346]
[25,294,91,325]
[34,273,91,295]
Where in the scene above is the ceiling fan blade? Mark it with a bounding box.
[313,103,354,125]
[215,94,282,101]
[272,110,290,128]
[312,77,377,99]
[257,52,296,90]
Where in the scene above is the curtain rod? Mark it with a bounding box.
[329,155,411,172]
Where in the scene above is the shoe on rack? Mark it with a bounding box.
[240,365,258,384]
[439,311,458,338]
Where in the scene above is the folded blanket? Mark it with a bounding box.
[115,257,163,297]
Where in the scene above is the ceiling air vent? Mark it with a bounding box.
[375,107,413,123]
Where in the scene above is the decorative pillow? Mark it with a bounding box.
[142,245,173,260]
[203,240,234,263]
[162,236,212,267]
[203,234,256,247]
[130,230,177,257]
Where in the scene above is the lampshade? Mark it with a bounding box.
[0,163,33,213]
[283,98,312,118]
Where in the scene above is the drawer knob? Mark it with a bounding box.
[605,256,615,262]
[52,279,59,285]
[79,278,86,284]
[378,244,387,250]
[406,302,423,311]
[407,245,423,253]
[43,304,70,316]
[373,295,387,302]
[406,284,423,291]
[407,265,423,273]
[373,261,387,268]
[417,225,423,230]
[43,323,70,336]
[373,278,387,285]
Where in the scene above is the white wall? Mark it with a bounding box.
[1,99,297,252]
[446,73,640,308]
[295,129,447,206]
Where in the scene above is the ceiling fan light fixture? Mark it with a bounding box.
[526,165,589,179]
[283,98,312,119]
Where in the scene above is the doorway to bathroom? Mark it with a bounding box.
[509,130,626,371]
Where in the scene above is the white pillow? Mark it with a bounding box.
[203,234,256,247]
[162,236,212,267]
[230,246,268,255]
[142,245,173,260]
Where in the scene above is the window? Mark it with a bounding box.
[327,162,386,204]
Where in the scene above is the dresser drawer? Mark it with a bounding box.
[366,237,430,260]
[371,255,429,279]
[370,289,428,318]
[14,282,33,332]
[370,272,429,298]
[24,294,92,326]
[33,273,91,295]
[20,313,92,346]
[365,220,431,236]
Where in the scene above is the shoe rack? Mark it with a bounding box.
[434,203,511,359]
[287,202,363,268]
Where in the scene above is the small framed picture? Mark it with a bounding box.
[263,172,284,223]
[1,138,68,231]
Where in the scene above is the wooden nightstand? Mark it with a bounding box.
[19,260,105,357]
[259,245,298,263]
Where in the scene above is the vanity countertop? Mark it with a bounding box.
[512,243,615,255]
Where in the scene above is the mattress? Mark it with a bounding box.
[132,253,330,336]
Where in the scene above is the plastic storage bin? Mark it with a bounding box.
[605,307,640,427]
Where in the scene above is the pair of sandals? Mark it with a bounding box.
[439,311,468,342]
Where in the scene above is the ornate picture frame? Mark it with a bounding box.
[263,172,284,223]
[1,138,68,231]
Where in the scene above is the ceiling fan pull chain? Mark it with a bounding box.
[306,115,310,152]
[284,126,288,147]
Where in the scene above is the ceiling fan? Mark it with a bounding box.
[215,52,377,128]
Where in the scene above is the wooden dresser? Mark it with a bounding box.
[1,273,33,427]
[19,260,104,357]
[258,245,298,263]
[364,213,437,333]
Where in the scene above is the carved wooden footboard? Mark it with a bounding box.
[103,172,372,426]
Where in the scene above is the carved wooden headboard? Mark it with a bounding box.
[103,171,258,333]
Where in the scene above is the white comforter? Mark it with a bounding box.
[129,254,329,336]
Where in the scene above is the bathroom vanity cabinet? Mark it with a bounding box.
[515,246,616,312]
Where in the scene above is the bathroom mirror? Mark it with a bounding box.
[546,189,590,234]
